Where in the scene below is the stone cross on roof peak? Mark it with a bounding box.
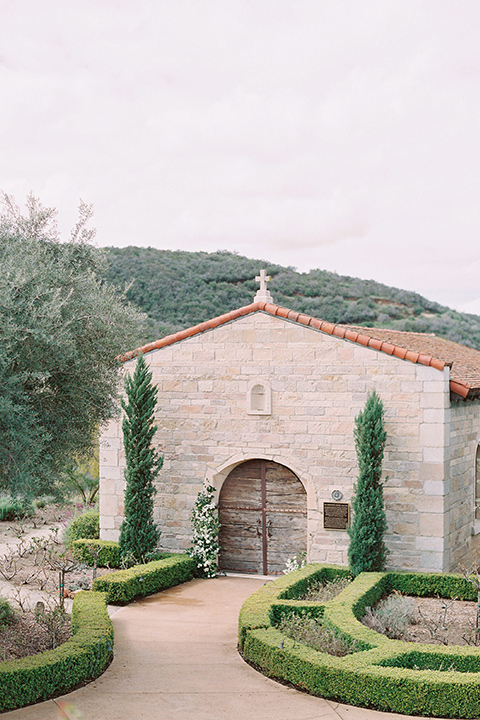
[254,269,273,303]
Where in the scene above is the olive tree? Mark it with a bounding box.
[0,193,146,495]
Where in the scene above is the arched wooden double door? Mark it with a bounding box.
[218,459,307,575]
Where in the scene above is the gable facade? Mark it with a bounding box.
[100,304,480,573]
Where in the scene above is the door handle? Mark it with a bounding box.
[266,519,272,539]
[256,518,262,537]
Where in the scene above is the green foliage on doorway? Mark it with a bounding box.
[347,390,388,576]
[119,353,162,564]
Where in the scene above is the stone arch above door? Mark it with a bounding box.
[218,459,307,575]
[208,452,316,509]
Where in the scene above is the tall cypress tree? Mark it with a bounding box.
[347,390,388,576]
[119,353,162,563]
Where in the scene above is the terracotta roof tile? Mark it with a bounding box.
[121,302,480,398]
[319,321,335,335]
[309,318,323,330]
[356,334,370,347]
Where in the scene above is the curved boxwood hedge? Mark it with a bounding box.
[0,590,113,712]
[91,553,196,604]
[239,564,480,718]
[0,552,196,712]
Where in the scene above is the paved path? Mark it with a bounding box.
[4,577,435,720]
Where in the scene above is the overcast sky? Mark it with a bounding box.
[2,1,480,313]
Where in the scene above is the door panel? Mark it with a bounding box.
[218,507,262,573]
[265,510,307,574]
[218,460,263,573]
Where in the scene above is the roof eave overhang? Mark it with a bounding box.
[450,380,473,399]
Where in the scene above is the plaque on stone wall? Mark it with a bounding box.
[323,502,349,530]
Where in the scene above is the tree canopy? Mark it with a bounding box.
[0,194,146,495]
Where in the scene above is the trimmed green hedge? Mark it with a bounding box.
[92,553,196,604]
[0,552,196,712]
[239,564,480,718]
[0,591,113,712]
[72,538,122,568]
[64,510,100,547]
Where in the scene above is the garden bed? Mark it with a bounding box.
[362,593,479,647]
[0,604,72,661]
[238,564,480,718]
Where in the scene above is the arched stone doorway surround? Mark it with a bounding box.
[206,453,318,575]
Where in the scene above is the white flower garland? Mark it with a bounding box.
[187,484,220,578]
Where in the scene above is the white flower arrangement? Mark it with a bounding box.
[283,550,307,574]
[187,483,220,578]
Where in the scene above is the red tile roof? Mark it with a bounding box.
[122,302,480,399]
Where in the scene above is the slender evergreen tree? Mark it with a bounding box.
[119,353,162,563]
[347,390,388,576]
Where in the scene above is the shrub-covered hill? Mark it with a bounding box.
[101,246,480,351]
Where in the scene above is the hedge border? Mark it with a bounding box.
[91,553,196,604]
[72,538,122,568]
[239,564,480,718]
[0,552,196,712]
[0,590,113,712]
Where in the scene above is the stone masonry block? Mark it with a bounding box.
[416,536,445,552]
[419,463,444,481]
[99,449,118,466]
[419,424,444,447]
[423,447,445,463]
[423,480,445,496]
[422,409,445,424]
[100,494,118,516]
[419,513,445,537]
[420,551,444,571]
[420,393,448,409]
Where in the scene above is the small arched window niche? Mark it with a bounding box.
[247,381,271,416]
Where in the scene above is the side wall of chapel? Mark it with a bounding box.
[448,400,480,570]
[100,311,455,572]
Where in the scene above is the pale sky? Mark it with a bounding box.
[2,1,480,313]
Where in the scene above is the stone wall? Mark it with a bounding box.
[100,310,464,572]
[448,400,480,570]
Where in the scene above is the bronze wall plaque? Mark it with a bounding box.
[323,502,349,530]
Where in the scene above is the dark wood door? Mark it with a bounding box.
[218,460,307,575]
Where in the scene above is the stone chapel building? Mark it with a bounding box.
[99,273,480,574]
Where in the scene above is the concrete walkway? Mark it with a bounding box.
[4,577,437,720]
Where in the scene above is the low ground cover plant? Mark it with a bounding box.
[300,576,351,602]
[363,592,418,639]
[0,597,14,626]
[277,612,359,656]
[0,495,34,521]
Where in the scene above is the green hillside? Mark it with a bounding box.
[101,246,480,351]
